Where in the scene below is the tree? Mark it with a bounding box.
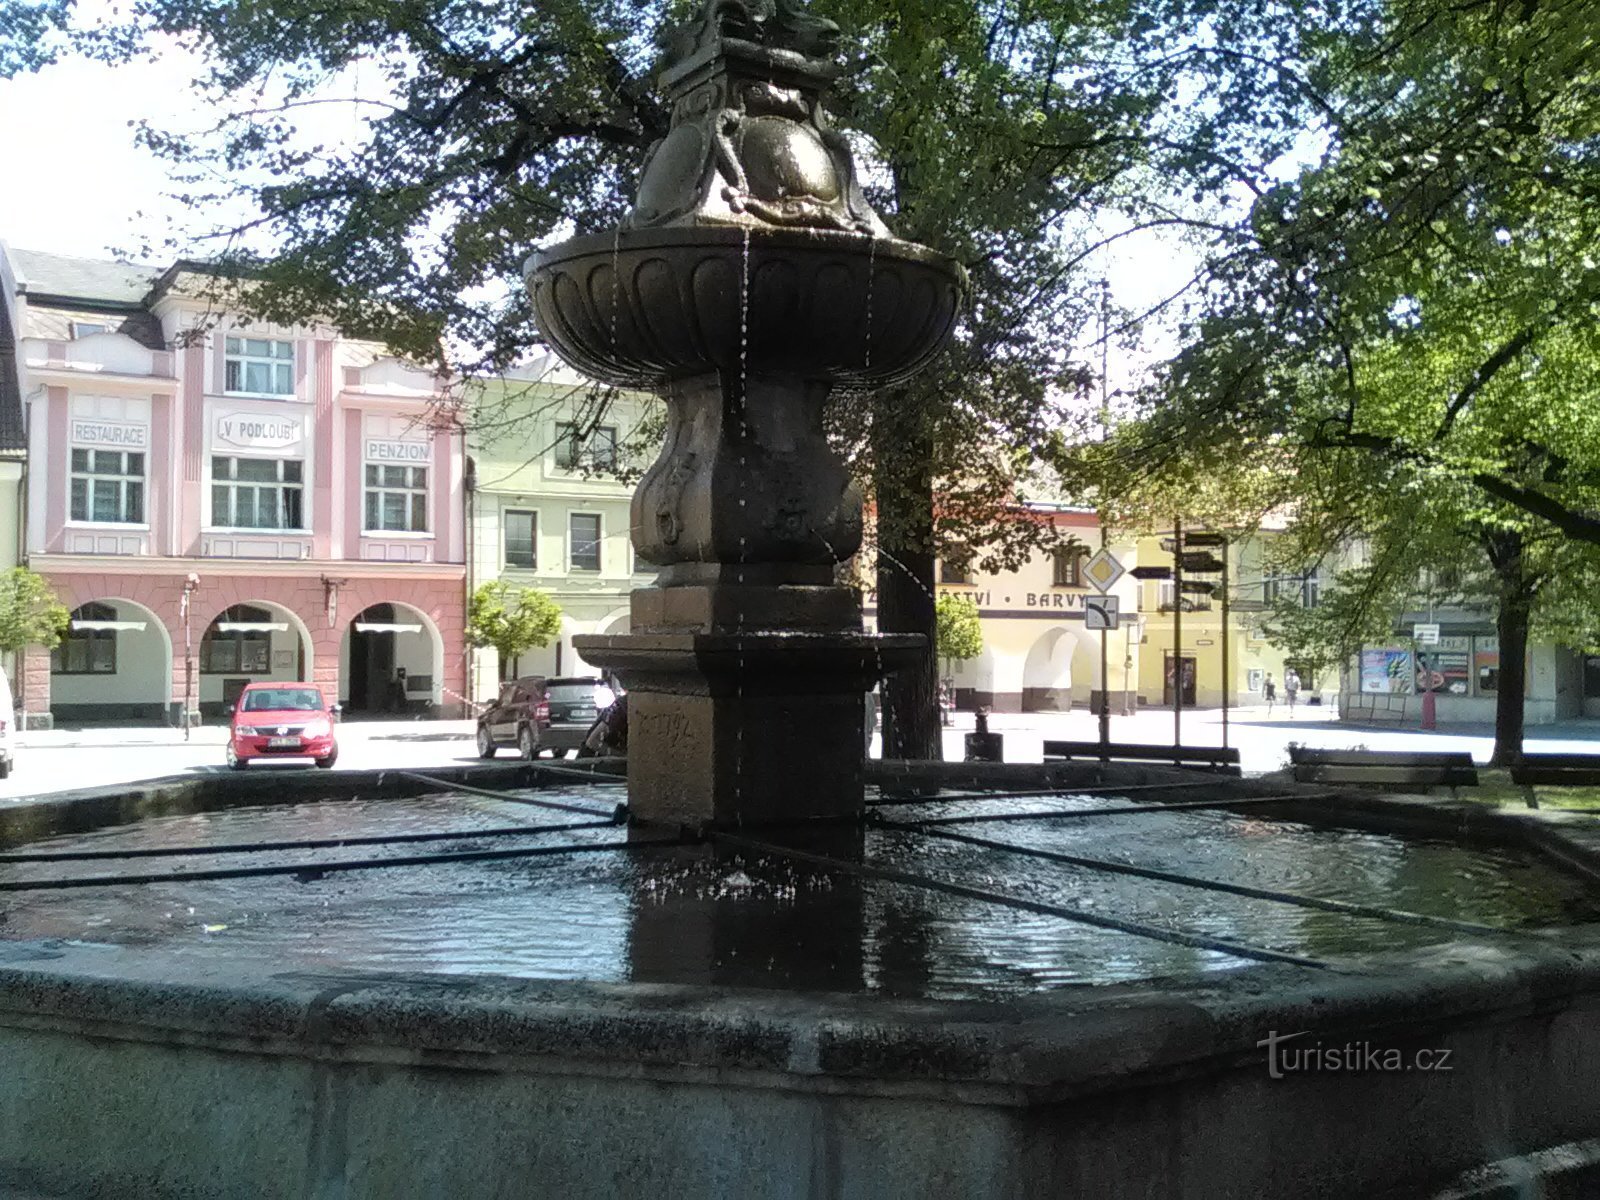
[0,0,1271,759]
[466,581,562,681]
[1119,0,1600,545]
[934,592,984,679]
[0,568,69,705]
[1076,0,1600,761]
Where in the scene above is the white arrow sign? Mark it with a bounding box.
[1085,594,1120,631]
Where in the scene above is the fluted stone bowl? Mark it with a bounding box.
[526,225,966,389]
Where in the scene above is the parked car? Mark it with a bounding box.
[226,683,339,770]
[476,676,611,759]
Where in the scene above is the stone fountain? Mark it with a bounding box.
[527,0,965,828]
[8,7,1600,1199]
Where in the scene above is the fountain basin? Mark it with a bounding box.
[3,766,1600,1196]
[527,226,965,389]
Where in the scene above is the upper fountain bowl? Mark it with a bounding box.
[526,225,966,390]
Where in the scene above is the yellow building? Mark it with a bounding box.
[917,516,1328,714]
[1132,528,1324,709]
[926,506,1142,712]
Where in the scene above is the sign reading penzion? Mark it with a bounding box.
[365,439,432,463]
[216,413,302,450]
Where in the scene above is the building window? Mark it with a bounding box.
[212,457,303,529]
[70,448,144,524]
[224,336,294,395]
[939,547,971,585]
[364,464,428,532]
[201,604,273,674]
[570,512,602,572]
[1264,571,1321,608]
[555,423,618,472]
[51,603,117,675]
[504,509,537,569]
[71,321,108,338]
[1052,548,1082,587]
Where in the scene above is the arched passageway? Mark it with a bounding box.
[340,601,444,716]
[197,600,314,718]
[50,599,172,724]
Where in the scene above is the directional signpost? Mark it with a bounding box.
[1084,548,1124,753]
[1184,532,1231,750]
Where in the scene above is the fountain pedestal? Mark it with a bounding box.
[575,626,919,828]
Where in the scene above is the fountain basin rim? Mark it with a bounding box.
[526,224,967,285]
[2,929,1599,1102]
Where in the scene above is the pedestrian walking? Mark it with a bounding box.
[1263,672,1277,714]
[1284,668,1301,714]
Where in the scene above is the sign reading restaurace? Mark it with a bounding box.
[216,413,302,450]
[365,438,432,463]
[71,419,147,448]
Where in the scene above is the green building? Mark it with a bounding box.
[465,351,659,700]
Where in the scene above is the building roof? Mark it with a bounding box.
[8,248,159,307]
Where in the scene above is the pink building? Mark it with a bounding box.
[7,249,467,726]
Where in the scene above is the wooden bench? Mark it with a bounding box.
[1288,747,1478,790]
[1508,754,1600,788]
[1042,740,1241,776]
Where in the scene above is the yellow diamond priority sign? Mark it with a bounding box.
[1082,549,1124,593]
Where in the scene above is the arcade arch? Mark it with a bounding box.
[50,599,172,723]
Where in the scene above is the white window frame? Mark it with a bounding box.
[569,511,602,573]
[71,321,108,339]
[223,335,295,397]
[364,462,430,533]
[1264,570,1321,608]
[210,455,306,531]
[69,447,146,526]
[503,508,537,569]
[554,422,618,472]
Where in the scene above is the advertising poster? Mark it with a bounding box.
[1474,637,1500,695]
[1360,649,1412,694]
[1415,651,1470,695]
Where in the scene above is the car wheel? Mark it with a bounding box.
[518,725,536,760]
[314,750,338,769]
[476,726,497,759]
[225,742,246,772]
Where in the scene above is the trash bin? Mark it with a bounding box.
[963,707,1003,763]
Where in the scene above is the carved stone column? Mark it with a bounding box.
[527,0,965,828]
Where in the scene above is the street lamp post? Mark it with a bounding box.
[181,573,199,738]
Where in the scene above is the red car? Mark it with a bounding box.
[225,682,339,770]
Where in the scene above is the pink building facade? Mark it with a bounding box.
[8,250,467,726]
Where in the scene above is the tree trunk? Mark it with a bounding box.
[1491,592,1531,767]
[872,391,942,761]
[1482,529,1532,767]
